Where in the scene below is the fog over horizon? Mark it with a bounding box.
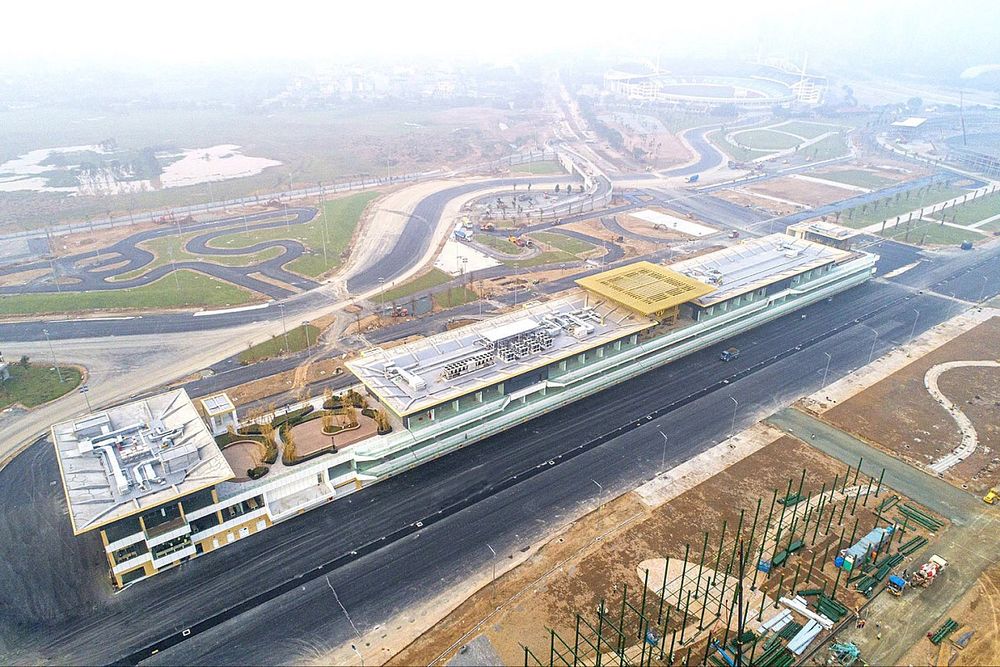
[2,0,996,82]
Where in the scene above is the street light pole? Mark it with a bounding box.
[326,576,363,666]
[821,352,832,389]
[302,321,311,353]
[979,275,989,303]
[278,303,290,354]
[592,479,604,511]
[486,543,497,601]
[866,326,880,364]
[41,329,64,383]
[729,396,739,439]
[658,429,668,471]
[908,309,920,345]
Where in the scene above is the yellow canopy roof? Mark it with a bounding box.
[576,261,715,316]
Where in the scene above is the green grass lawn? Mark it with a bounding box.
[380,268,453,302]
[0,269,256,316]
[239,323,321,364]
[432,286,479,309]
[802,134,850,161]
[516,161,564,175]
[477,234,526,255]
[774,121,842,140]
[707,130,768,163]
[112,230,284,282]
[733,129,804,151]
[881,220,984,246]
[981,219,1000,233]
[507,250,577,268]
[838,185,967,229]
[0,362,82,409]
[929,191,1000,226]
[811,169,896,190]
[210,192,378,277]
[528,231,596,255]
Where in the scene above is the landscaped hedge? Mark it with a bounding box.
[238,423,264,436]
[247,465,269,480]
[271,405,314,428]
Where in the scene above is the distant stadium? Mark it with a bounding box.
[604,72,797,110]
[946,133,1000,178]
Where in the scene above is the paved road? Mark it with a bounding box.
[5,237,998,664]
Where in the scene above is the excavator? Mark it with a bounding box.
[984,487,999,505]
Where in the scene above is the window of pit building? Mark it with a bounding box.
[112,541,148,564]
[180,488,216,515]
[328,462,352,482]
[190,512,221,535]
[119,567,146,586]
[224,495,263,520]
[103,515,143,543]
[141,503,183,535]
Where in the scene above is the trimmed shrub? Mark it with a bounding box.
[238,424,263,436]
[271,405,314,428]
[247,465,269,480]
[361,408,377,419]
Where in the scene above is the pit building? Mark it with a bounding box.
[52,233,878,586]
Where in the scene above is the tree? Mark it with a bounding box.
[375,409,391,433]
[322,412,335,433]
[343,403,358,428]
[282,427,296,463]
[555,184,560,193]
[18,355,29,368]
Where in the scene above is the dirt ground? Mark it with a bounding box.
[823,317,1000,494]
[560,217,666,258]
[897,562,1000,666]
[746,177,858,208]
[713,188,799,217]
[617,214,695,241]
[0,267,50,287]
[600,114,693,169]
[222,358,347,407]
[388,434,934,667]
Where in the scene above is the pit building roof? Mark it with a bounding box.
[786,220,861,241]
[575,261,715,316]
[668,233,852,307]
[346,291,655,417]
[51,389,234,535]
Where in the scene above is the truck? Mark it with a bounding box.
[887,574,908,596]
[719,347,740,362]
[686,174,700,183]
[910,555,947,588]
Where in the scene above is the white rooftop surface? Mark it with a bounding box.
[201,393,235,416]
[347,291,654,416]
[891,117,928,128]
[52,389,234,534]
[631,209,717,237]
[787,220,861,240]
[434,239,501,276]
[668,233,852,307]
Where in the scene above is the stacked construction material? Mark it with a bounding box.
[895,504,944,531]
[787,619,824,655]
[930,618,959,645]
[897,535,928,556]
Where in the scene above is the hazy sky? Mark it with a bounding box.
[3,0,995,73]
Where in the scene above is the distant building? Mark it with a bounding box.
[786,220,862,251]
[200,393,238,437]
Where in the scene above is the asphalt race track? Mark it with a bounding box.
[1,237,997,664]
[0,208,322,299]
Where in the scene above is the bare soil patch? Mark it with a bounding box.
[747,177,857,208]
[223,358,347,407]
[897,562,1000,666]
[714,188,799,217]
[50,221,163,257]
[823,317,1000,494]
[0,267,50,287]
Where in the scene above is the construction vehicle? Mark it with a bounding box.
[719,347,740,362]
[887,574,908,596]
[910,555,947,588]
[829,643,860,666]
[983,487,998,504]
[480,222,496,232]
[728,230,740,239]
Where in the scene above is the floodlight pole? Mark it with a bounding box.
[42,329,64,383]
